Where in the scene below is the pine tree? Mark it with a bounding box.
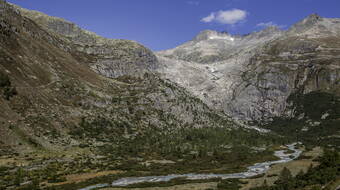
[263,179,268,187]
[14,167,24,186]
[275,167,292,185]
[295,169,306,187]
[307,163,314,172]
[296,169,305,179]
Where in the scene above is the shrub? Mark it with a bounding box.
[3,86,17,100]
[0,72,17,100]
[0,72,11,87]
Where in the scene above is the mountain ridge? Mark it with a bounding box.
[0,1,339,189]
[1,0,248,155]
[10,3,159,79]
[157,14,340,121]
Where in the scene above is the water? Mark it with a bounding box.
[80,143,302,190]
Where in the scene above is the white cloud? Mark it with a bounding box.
[202,13,215,22]
[201,9,248,25]
[256,21,286,28]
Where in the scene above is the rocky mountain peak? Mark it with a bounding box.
[288,13,323,33]
[157,12,340,122]
[300,13,323,26]
[193,26,282,44]
[244,25,282,40]
[260,25,282,34]
[10,3,159,78]
[306,13,322,22]
[193,30,235,42]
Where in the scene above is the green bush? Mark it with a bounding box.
[217,179,242,190]
[0,72,17,100]
[3,86,17,100]
[0,72,11,87]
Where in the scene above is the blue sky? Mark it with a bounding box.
[8,0,340,51]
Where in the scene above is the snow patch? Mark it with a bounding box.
[208,35,235,41]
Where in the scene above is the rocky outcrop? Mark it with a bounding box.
[158,26,282,64]
[12,3,158,78]
[236,37,340,120]
[158,14,340,121]
[0,0,240,153]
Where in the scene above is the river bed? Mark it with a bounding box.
[80,143,302,190]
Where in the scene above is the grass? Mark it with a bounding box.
[325,177,340,190]
[44,170,123,186]
[103,182,218,190]
[240,147,323,190]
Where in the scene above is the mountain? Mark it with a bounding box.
[0,1,339,189]
[10,3,158,79]
[0,0,247,153]
[157,14,340,123]
[0,2,285,189]
[159,26,282,64]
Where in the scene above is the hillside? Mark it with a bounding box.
[0,1,282,189]
[0,1,339,189]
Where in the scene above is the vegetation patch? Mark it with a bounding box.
[250,150,339,190]
[0,71,17,100]
[264,91,340,149]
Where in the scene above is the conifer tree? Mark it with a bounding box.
[275,167,292,185]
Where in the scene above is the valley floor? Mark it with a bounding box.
[240,147,322,190]
[99,147,322,190]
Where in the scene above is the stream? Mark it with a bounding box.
[80,143,302,190]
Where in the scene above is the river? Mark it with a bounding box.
[80,143,302,190]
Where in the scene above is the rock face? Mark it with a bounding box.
[159,26,282,64]
[8,1,339,124]
[158,14,340,121]
[0,1,239,153]
[12,3,158,78]
[1,0,339,153]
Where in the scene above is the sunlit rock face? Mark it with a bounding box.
[158,26,282,64]
[5,1,340,122]
[157,15,340,121]
[1,1,241,153]
[12,4,159,78]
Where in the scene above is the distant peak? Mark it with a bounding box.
[240,25,282,40]
[195,30,218,38]
[194,30,234,41]
[262,25,282,32]
[301,13,323,25]
[306,13,322,21]
[289,13,323,33]
[220,30,230,35]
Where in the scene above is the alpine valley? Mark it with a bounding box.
[0,1,339,190]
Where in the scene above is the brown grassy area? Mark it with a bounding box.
[240,147,323,190]
[102,182,217,190]
[91,147,323,190]
[0,156,30,167]
[0,146,91,167]
[45,170,123,186]
[324,177,340,190]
